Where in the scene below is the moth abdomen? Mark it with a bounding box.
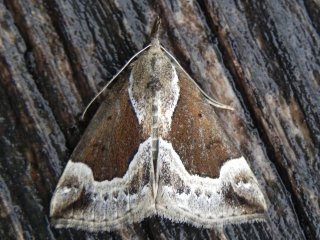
[151,91,160,195]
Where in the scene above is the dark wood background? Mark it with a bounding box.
[0,0,319,239]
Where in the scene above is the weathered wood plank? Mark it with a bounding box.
[0,0,319,239]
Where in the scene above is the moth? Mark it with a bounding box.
[50,18,266,232]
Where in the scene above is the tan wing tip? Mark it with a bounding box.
[50,186,83,218]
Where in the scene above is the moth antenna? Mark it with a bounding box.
[81,44,152,119]
[161,46,235,111]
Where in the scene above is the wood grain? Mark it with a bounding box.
[0,0,319,239]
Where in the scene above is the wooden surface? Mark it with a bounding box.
[0,0,319,239]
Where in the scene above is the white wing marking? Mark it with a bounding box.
[51,138,266,231]
[50,138,155,231]
[155,138,266,227]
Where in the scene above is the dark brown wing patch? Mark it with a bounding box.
[167,71,240,178]
[72,75,144,181]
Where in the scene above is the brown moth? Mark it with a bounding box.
[50,18,266,232]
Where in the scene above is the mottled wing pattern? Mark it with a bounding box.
[156,70,266,227]
[168,71,240,177]
[71,77,143,181]
[50,76,154,231]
